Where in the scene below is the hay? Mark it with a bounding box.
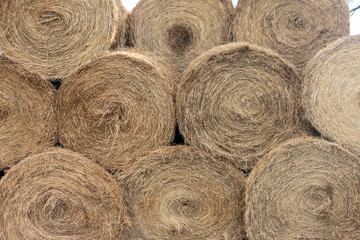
[0,58,57,171]
[129,0,234,72]
[232,0,349,74]
[246,137,360,239]
[176,42,303,170]
[118,146,246,239]
[0,148,129,240]
[58,51,176,172]
[0,0,128,80]
[303,35,360,156]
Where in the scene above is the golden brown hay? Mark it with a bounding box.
[177,42,303,170]
[232,0,349,74]
[118,146,246,239]
[0,0,128,80]
[129,0,234,72]
[58,51,176,172]
[0,58,57,171]
[0,148,129,240]
[246,137,360,239]
[303,35,360,156]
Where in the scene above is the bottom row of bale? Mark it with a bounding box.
[0,136,359,239]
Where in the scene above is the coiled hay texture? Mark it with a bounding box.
[177,42,303,170]
[303,35,360,156]
[129,0,234,73]
[0,148,129,240]
[232,0,349,74]
[0,0,128,80]
[0,58,57,171]
[246,137,360,239]
[58,51,176,172]
[118,146,246,240]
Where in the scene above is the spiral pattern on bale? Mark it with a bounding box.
[232,0,349,74]
[129,0,234,72]
[0,58,57,171]
[0,148,129,240]
[0,0,128,80]
[118,146,246,239]
[177,42,303,170]
[303,35,360,156]
[246,137,360,239]
[58,51,176,172]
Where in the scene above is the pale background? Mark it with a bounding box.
[122,0,360,35]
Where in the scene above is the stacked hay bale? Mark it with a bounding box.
[176,42,304,170]
[0,148,129,239]
[118,146,246,239]
[58,51,177,172]
[129,0,234,72]
[0,0,128,80]
[0,0,358,239]
[303,35,360,156]
[0,58,57,171]
[246,137,360,239]
[232,0,349,75]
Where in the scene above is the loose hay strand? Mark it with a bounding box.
[118,146,246,239]
[176,42,304,170]
[246,137,360,239]
[303,35,360,156]
[129,0,234,72]
[0,0,128,80]
[58,51,177,172]
[232,0,349,74]
[0,57,57,171]
[0,148,129,240]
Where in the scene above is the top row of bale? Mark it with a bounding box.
[0,0,350,80]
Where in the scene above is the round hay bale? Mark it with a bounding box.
[246,137,360,239]
[58,51,176,172]
[0,148,129,240]
[0,0,128,80]
[303,35,360,156]
[129,0,234,72]
[0,58,57,171]
[232,0,349,74]
[118,146,246,239]
[176,42,303,170]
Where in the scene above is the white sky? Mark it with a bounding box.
[122,0,360,35]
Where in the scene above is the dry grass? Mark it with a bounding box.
[118,146,246,239]
[0,57,57,171]
[232,0,349,75]
[0,0,128,80]
[58,51,176,172]
[303,35,360,157]
[0,148,129,239]
[246,137,360,239]
[129,0,234,73]
[177,42,304,170]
